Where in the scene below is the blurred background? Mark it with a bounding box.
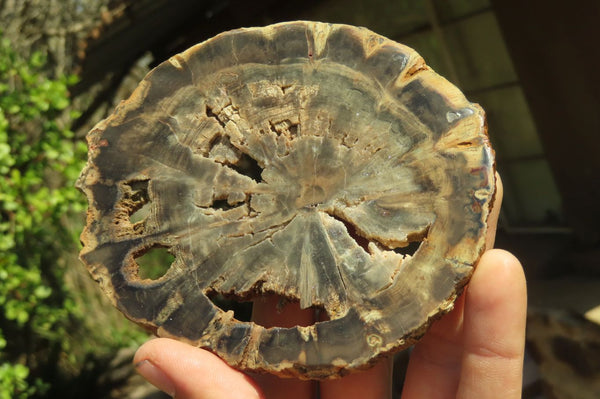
[0,0,598,398]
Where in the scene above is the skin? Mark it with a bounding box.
[133,174,527,398]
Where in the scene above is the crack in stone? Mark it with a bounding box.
[205,104,226,128]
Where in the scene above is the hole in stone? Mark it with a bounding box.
[251,295,325,328]
[205,105,225,128]
[135,245,174,280]
[206,133,222,152]
[207,292,253,322]
[207,291,325,327]
[229,152,263,182]
[280,84,293,94]
[268,120,279,135]
[288,123,299,137]
[393,240,422,257]
[124,180,151,224]
[316,307,330,322]
[128,180,149,200]
[212,198,235,211]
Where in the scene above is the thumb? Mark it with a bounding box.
[134,338,263,399]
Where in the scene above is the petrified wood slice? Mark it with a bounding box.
[77,21,496,379]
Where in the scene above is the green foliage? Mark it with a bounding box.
[0,36,86,398]
[137,247,176,280]
[0,363,33,399]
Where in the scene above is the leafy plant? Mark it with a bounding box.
[0,35,86,398]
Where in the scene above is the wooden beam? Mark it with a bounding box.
[74,0,218,93]
[74,0,322,94]
[491,0,600,245]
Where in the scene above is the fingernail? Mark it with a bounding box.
[135,359,176,397]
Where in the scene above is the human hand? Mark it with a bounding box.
[134,175,527,399]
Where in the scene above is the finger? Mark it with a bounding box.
[319,356,393,399]
[250,373,317,399]
[401,293,466,399]
[457,249,526,399]
[251,295,318,398]
[485,172,503,249]
[401,173,505,399]
[134,338,263,399]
